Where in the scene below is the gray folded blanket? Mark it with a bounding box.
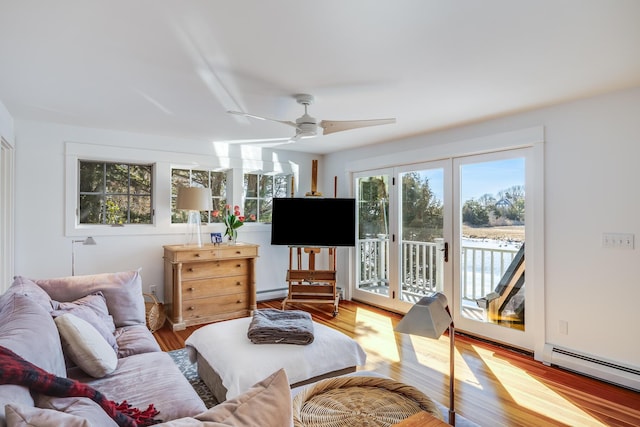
[247,308,315,345]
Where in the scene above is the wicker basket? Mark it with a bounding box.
[292,376,443,427]
[143,293,166,333]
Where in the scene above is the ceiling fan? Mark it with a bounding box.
[227,93,396,143]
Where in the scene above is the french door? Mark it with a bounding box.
[353,148,535,350]
[353,160,450,313]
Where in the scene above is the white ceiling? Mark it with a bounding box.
[1,1,639,154]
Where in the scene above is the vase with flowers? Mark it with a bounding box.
[212,205,254,244]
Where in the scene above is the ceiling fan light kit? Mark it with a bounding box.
[227,93,396,144]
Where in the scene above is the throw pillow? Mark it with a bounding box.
[0,294,68,424]
[33,270,145,327]
[193,368,292,426]
[54,313,118,378]
[36,396,119,427]
[51,292,118,352]
[5,403,92,427]
[1,276,53,312]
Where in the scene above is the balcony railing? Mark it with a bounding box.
[357,237,519,303]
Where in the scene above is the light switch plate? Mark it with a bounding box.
[603,233,634,249]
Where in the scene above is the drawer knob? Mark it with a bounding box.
[235,250,241,254]
[187,268,194,272]
[236,299,242,304]
[236,264,241,268]
[236,281,241,286]
[188,306,195,311]
[194,253,201,257]
[188,287,195,292]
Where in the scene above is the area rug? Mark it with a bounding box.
[168,348,217,409]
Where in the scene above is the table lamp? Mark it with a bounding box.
[395,292,456,425]
[176,187,212,247]
[71,236,96,276]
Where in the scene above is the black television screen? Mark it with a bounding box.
[271,197,356,247]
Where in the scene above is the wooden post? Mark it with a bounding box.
[305,159,323,197]
[304,247,321,270]
[291,175,295,197]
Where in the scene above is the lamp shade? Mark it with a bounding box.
[394,292,452,339]
[176,187,212,211]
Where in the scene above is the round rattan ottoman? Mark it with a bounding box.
[292,376,443,427]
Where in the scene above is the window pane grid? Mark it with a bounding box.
[243,173,290,223]
[171,168,227,224]
[79,161,152,225]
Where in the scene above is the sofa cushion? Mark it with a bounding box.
[0,276,53,312]
[115,324,161,358]
[52,292,118,352]
[35,396,119,427]
[153,369,291,427]
[0,294,66,427]
[33,270,145,327]
[68,351,207,422]
[55,313,118,378]
[5,404,92,427]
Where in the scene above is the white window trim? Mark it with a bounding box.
[65,142,298,237]
[1,137,14,292]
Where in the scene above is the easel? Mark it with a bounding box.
[282,246,339,316]
[281,160,339,316]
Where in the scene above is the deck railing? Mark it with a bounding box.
[357,237,519,303]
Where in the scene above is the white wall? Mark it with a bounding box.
[323,87,640,370]
[13,120,321,301]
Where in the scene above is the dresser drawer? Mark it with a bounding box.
[181,293,248,321]
[181,259,249,280]
[164,244,258,262]
[181,276,249,300]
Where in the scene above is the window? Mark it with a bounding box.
[66,141,298,237]
[171,168,227,224]
[244,173,290,223]
[79,161,153,225]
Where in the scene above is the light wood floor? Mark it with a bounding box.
[154,300,640,427]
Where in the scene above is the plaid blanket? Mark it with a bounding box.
[0,345,160,426]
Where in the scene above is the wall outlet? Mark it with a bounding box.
[559,320,568,335]
[149,285,157,296]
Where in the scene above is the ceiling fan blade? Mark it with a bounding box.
[215,136,292,145]
[227,110,297,128]
[319,118,396,135]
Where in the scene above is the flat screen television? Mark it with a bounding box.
[270,197,356,247]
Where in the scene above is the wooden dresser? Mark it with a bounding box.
[163,243,259,331]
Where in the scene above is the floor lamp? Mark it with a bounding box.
[395,292,456,425]
[176,187,212,247]
[71,236,96,276]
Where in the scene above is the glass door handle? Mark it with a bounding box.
[441,242,449,262]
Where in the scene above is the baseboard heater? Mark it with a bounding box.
[542,344,640,391]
